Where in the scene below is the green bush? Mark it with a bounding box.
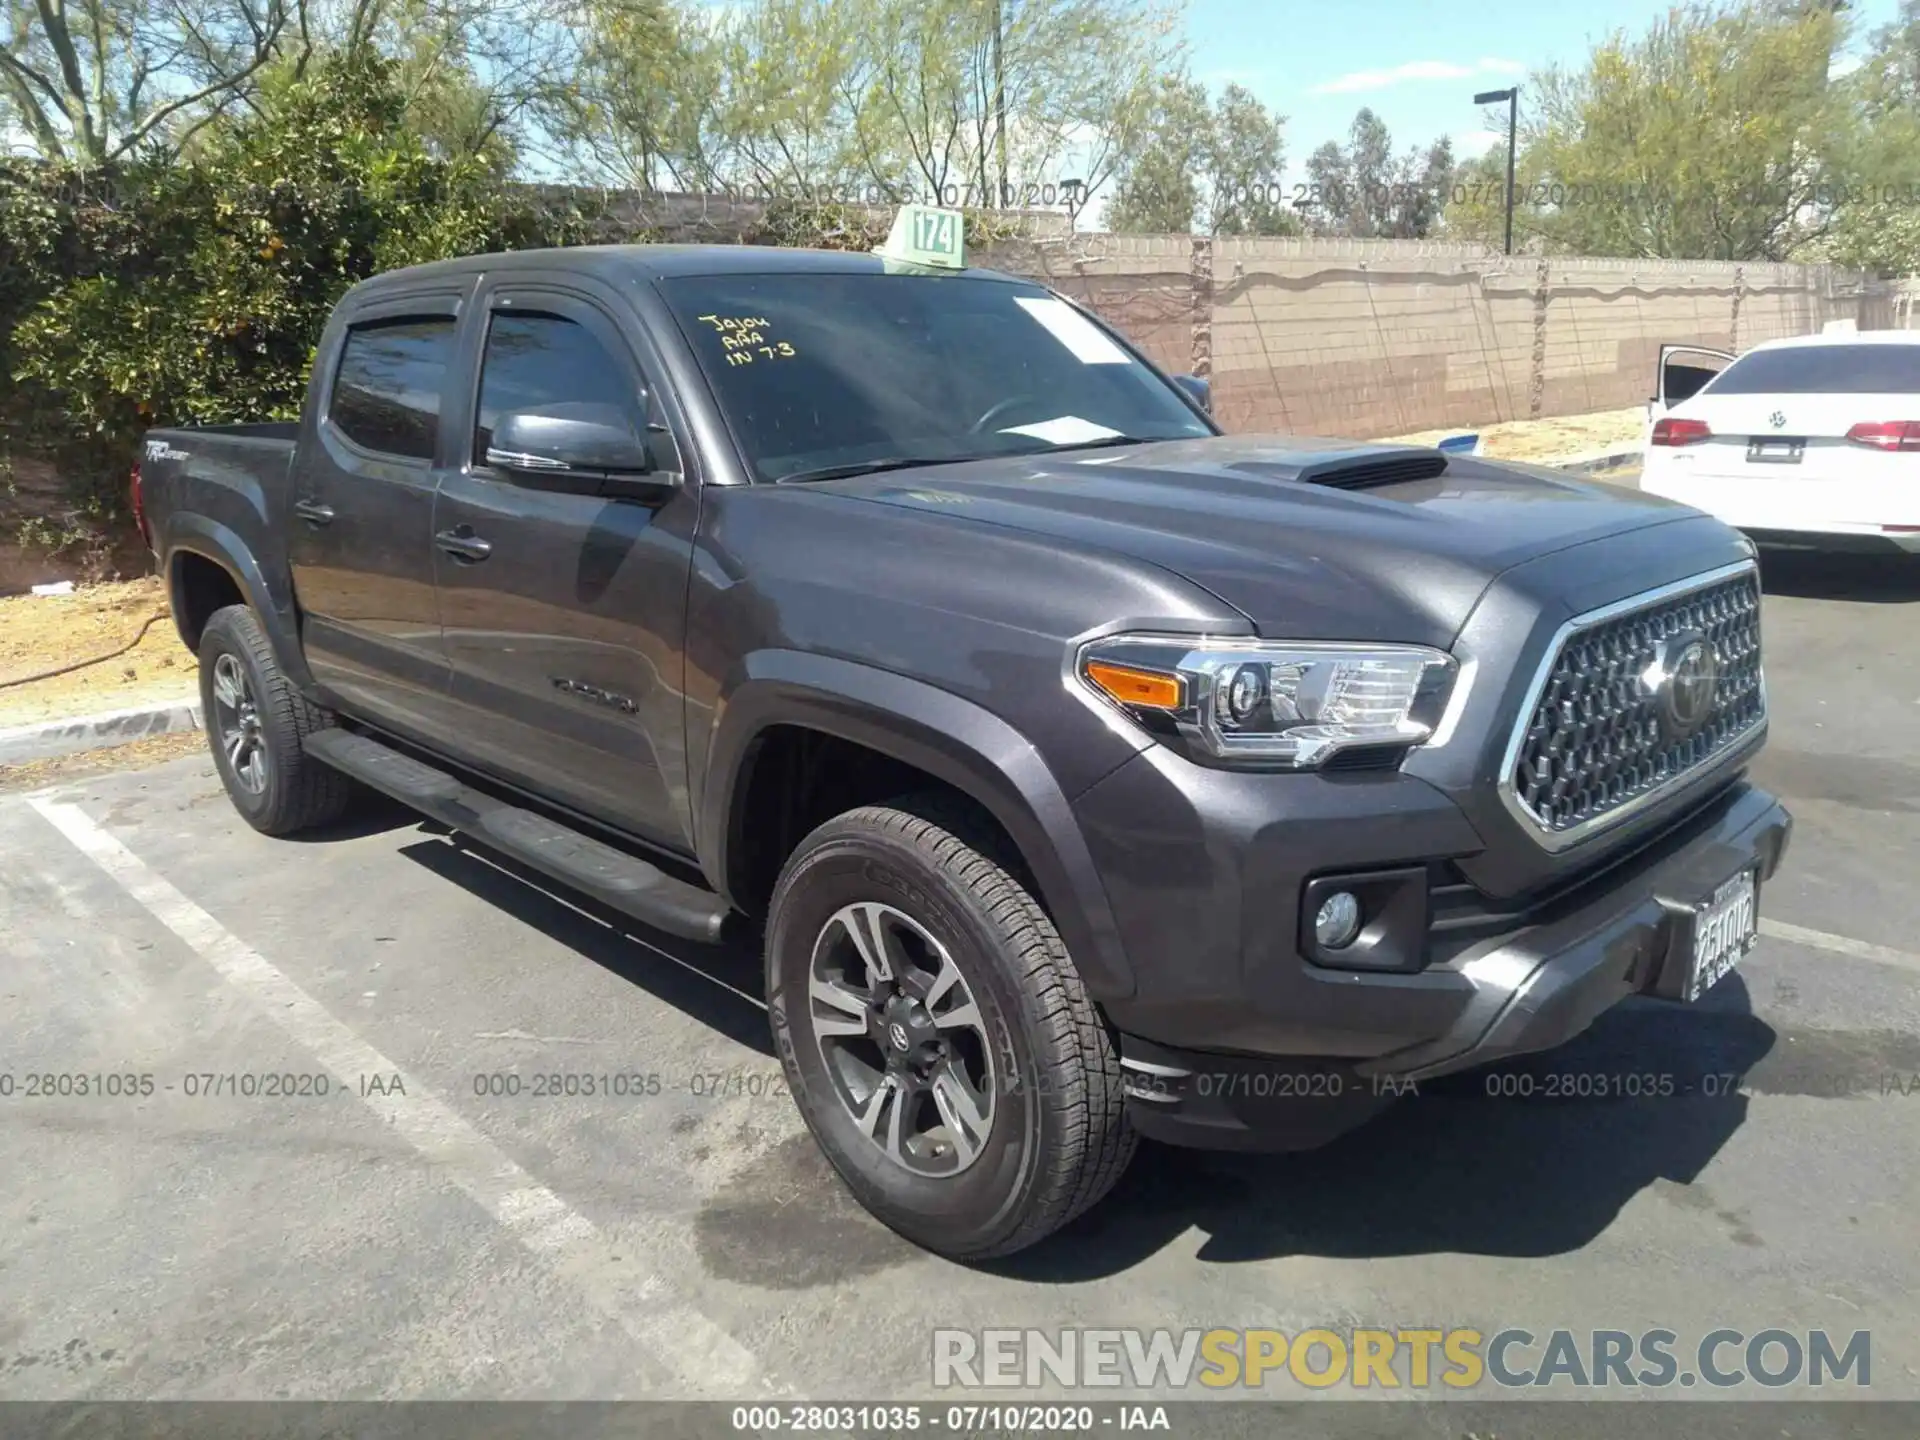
[0,52,1025,545]
[0,51,599,530]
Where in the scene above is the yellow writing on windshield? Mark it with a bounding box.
[696,315,799,367]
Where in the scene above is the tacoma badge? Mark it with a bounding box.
[551,677,639,714]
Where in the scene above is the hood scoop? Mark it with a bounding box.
[1229,445,1449,491]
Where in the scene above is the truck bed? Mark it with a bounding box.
[143,422,300,535]
[140,422,305,656]
[144,422,299,480]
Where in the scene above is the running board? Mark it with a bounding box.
[303,729,730,944]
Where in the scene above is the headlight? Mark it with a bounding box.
[1078,634,1457,769]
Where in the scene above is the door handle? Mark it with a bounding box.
[293,499,335,526]
[435,528,493,562]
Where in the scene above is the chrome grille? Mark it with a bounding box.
[1505,566,1765,846]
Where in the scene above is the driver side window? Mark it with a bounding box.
[474,312,645,463]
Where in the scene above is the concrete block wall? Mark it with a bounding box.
[980,235,1891,438]
[1208,240,1535,436]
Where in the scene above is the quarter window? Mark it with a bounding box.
[330,317,456,460]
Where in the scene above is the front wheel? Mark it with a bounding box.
[766,798,1136,1258]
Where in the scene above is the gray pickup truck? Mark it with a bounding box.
[137,240,1791,1258]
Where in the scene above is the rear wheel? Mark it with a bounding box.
[198,605,355,836]
[766,797,1135,1258]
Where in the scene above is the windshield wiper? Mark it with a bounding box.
[773,455,992,484]
[1037,435,1158,454]
[774,436,1166,484]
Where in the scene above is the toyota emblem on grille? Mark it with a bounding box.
[1643,631,1720,742]
[1769,410,1787,429]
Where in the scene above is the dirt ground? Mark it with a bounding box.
[0,576,197,729]
[1382,405,1648,462]
[0,728,205,789]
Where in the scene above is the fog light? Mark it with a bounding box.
[1314,891,1362,949]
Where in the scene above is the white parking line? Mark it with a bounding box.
[28,796,778,1398]
[1760,917,1920,976]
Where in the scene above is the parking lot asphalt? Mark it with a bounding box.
[4,531,1920,1423]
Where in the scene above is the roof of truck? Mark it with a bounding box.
[347,244,1027,295]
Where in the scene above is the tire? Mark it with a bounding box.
[766,796,1136,1259]
[198,605,355,836]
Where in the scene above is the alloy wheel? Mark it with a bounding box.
[806,901,998,1176]
[210,652,268,794]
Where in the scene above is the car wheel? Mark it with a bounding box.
[766,796,1136,1259]
[198,605,355,836]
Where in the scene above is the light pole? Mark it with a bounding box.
[1058,176,1085,227]
[1474,86,1519,256]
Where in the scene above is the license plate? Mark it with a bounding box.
[1746,438,1804,464]
[1687,868,1759,1001]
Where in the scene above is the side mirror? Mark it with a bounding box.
[1172,373,1212,415]
[486,403,672,498]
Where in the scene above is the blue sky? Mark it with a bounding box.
[1190,0,1905,181]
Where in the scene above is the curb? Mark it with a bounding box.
[0,697,202,766]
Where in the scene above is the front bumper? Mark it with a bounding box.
[1367,782,1789,1083]
[1077,755,1791,1150]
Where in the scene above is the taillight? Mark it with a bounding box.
[129,459,151,547]
[1844,421,1920,451]
[1651,417,1712,447]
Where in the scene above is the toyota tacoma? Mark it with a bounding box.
[135,222,1791,1258]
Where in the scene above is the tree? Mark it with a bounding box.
[1,50,562,518]
[556,0,896,200]
[0,0,584,171]
[741,0,905,197]
[1104,72,1206,230]
[1443,1,1857,259]
[288,0,588,175]
[1302,108,1452,238]
[1205,82,1296,234]
[1,0,293,164]
[551,0,719,193]
[1861,0,1920,109]
[1405,135,1455,236]
[861,0,1178,208]
[1821,0,1920,274]
[558,0,1180,211]
[1106,75,1297,234]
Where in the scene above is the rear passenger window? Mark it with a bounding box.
[475,312,640,460]
[330,317,457,460]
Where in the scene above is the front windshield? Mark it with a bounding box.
[658,271,1213,481]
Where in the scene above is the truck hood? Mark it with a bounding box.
[820,435,1693,647]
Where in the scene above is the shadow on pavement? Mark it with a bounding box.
[280,789,421,843]
[377,804,1778,1278]
[1757,548,1920,603]
[397,832,776,1058]
[998,980,1775,1280]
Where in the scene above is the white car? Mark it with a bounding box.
[1641,331,1920,554]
